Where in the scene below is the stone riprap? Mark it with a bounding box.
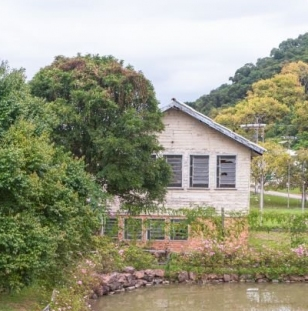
[90,266,308,299]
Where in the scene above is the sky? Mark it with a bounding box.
[1,0,308,105]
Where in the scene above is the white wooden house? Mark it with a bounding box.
[159,98,265,213]
[104,99,265,251]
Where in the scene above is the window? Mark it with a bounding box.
[147,219,165,240]
[170,219,188,240]
[164,155,182,187]
[103,218,118,238]
[124,218,142,240]
[217,155,236,188]
[190,155,209,187]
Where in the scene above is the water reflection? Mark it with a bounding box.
[92,283,308,311]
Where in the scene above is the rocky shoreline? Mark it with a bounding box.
[90,266,308,299]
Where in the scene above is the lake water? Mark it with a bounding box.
[92,283,308,311]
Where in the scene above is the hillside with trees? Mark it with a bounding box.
[214,61,308,144]
[190,32,308,117]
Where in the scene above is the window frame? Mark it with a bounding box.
[146,219,165,240]
[124,218,143,240]
[164,155,183,187]
[190,155,209,188]
[170,219,188,240]
[216,155,236,188]
[103,217,118,238]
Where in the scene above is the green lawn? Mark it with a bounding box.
[250,193,304,209]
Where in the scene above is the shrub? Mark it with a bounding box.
[122,245,157,270]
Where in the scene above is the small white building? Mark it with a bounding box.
[104,99,265,251]
[158,99,265,213]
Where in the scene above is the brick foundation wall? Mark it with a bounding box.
[104,215,248,253]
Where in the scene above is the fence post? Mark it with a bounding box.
[221,207,225,238]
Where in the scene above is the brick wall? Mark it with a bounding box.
[105,214,248,253]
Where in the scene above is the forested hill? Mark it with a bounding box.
[189,32,308,117]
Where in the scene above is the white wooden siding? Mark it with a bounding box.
[158,109,252,213]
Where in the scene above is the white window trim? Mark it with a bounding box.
[216,155,237,188]
[164,154,183,188]
[190,155,209,188]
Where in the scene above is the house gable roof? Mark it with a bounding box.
[160,98,265,156]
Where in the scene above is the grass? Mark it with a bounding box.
[249,193,308,249]
[0,285,50,311]
[250,193,304,209]
[248,231,292,249]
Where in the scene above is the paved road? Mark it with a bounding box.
[265,190,302,200]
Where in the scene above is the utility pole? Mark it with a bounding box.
[240,119,266,213]
[279,136,296,208]
[301,162,306,212]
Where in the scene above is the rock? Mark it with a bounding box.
[115,288,125,293]
[223,274,231,282]
[207,273,219,280]
[123,266,135,274]
[92,285,104,297]
[153,269,165,278]
[108,281,122,291]
[256,278,268,283]
[230,274,239,282]
[101,272,119,285]
[188,272,197,281]
[178,271,189,283]
[162,280,170,285]
[134,270,145,279]
[135,281,144,288]
[90,293,98,299]
[153,278,163,284]
[289,275,304,282]
[143,270,155,282]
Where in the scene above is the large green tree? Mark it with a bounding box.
[30,54,171,210]
[0,62,106,290]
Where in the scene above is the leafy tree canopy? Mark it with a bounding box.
[0,62,106,291]
[30,54,171,211]
[214,61,308,145]
[192,32,308,117]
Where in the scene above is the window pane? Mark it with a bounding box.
[170,219,188,240]
[124,218,142,240]
[147,219,165,240]
[104,218,118,238]
[164,155,182,187]
[190,155,209,187]
[217,156,236,188]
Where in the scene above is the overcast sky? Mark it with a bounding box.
[1,0,308,104]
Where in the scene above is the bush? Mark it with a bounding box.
[122,245,157,270]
